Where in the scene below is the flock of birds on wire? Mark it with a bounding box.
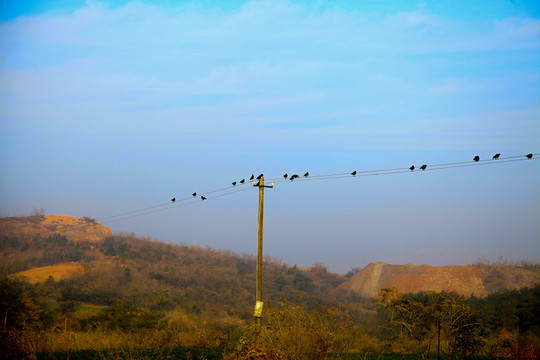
[93,151,537,224]
[171,153,534,203]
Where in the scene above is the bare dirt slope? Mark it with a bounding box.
[0,214,111,243]
[338,262,539,298]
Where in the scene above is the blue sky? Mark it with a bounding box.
[1,0,539,273]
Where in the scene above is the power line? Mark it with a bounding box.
[9,152,537,243]
[96,152,538,224]
[97,182,253,222]
[270,154,539,184]
[101,186,254,224]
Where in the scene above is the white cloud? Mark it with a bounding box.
[1,0,539,144]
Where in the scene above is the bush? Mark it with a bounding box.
[230,302,360,360]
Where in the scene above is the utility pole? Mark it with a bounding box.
[253,176,273,326]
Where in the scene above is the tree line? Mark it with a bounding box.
[0,231,539,359]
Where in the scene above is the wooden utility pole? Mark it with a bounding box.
[253,177,272,326]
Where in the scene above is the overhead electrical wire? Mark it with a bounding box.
[272,156,539,184]
[96,183,251,222]
[96,152,538,224]
[22,152,535,241]
[100,186,254,224]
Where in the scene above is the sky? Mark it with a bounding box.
[1,0,539,273]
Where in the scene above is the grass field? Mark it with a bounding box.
[17,263,84,283]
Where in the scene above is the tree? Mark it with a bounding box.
[57,287,78,332]
[376,288,481,359]
[0,277,43,331]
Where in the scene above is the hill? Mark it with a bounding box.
[0,215,111,243]
[1,215,538,308]
[2,215,540,359]
[338,261,540,298]
[0,215,354,323]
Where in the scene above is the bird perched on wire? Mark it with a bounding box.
[171,198,176,203]
[303,172,309,177]
[249,174,254,180]
[526,153,533,159]
[232,182,237,186]
[473,156,480,162]
[240,179,245,184]
[283,173,288,179]
[192,192,197,197]
[409,165,415,171]
[420,164,427,170]
[290,174,299,180]
[351,170,357,176]
[201,196,206,200]
[257,174,263,180]
[493,153,501,159]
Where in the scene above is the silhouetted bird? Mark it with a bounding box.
[493,153,501,159]
[290,174,299,180]
[240,179,245,184]
[171,198,176,203]
[232,182,237,186]
[201,196,206,200]
[409,165,415,171]
[192,192,197,197]
[249,174,254,180]
[351,170,357,176]
[420,164,427,170]
[283,173,288,179]
[526,153,533,159]
[257,174,263,180]
[303,172,309,177]
[254,181,260,187]
[473,156,480,162]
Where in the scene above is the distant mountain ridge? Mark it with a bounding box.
[338,261,540,298]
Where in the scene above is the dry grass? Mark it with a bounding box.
[16,263,84,283]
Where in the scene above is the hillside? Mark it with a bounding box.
[2,215,540,359]
[0,215,112,243]
[338,261,540,298]
[1,215,538,307]
[0,215,353,323]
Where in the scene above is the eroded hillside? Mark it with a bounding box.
[338,262,540,298]
[0,214,111,243]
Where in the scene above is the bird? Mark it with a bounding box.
[192,192,197,197]
[420,164,427,170]
[351,170,357,176]
[493,153,501,159]
[409,165,415,171]
[257,174,263,180]
[303,172,309,177]
[283,173,288,179]
[249,174,254,180]
[240,179,245,184]
[473,156,480,162]
[526,153,533,159]
[254,181,260,187]
[232,182,237,186]
[171,198,176,203]
[290,174,299,180]
[201,196,206,200]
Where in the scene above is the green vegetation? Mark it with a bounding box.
[1,230,539,359]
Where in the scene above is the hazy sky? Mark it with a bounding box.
[1,0,539,273]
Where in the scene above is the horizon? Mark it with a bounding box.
[1,0,539,273]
